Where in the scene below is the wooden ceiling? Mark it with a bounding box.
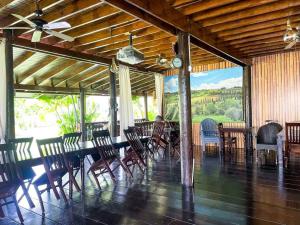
[0,0,298,95]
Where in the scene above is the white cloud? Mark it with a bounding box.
[191,72,209,77]
[165,77,178,92]
[192,77,242,90]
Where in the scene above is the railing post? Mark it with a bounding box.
[143,91,148,121]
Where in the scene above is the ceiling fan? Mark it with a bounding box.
[0,0,74,43]
[283,19,299,49]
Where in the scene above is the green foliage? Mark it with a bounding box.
[38,95,98,135]
[164,87,243,123]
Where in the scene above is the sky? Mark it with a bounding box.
[164,67,243,93]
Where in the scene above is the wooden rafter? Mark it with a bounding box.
[104,0,248,66]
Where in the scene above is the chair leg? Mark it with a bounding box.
[91,170,101,189]
[19,180,35,208]
[13,195,24,223]
[34,185,45,213]
[0,205,4,218]
[57,179,68,204]
[126,164,134,178]
[104,162,116,183]
[69,172,73,199]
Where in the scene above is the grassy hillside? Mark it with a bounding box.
[164,87,243,123]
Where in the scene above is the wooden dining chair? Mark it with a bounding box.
[0,143,24,223]
[88,130,129,189]
[124,127,147,174]
[62,132,82,188]
[9,137,35,208]
[148,121,168,154]
[218,123,237,153]
[34,137,80,213]
[285,122,300,158]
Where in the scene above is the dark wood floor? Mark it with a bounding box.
[1,146,300,225]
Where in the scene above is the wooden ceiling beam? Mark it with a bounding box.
[40,4,121,45]
[199,0,298,27]
[222,25,286,42]
[218,15,300,38]
[104,0,248,66]
[228,31,283,46]
[4,35,162,74]
[28,58,76,86]
[72,21,150,48]
[14,84,106,95]
[192,0,277,21]
[52,13,136,46]
[39,61,93,86]
[51,64,97,87]
[80,26,160,51]
[92,32,172,54]
[17,56,57,84]
[180,0,239,15]
[18,0,104,37]
[0,0,63,27]
[208,6,300,33]
[68,66,108,88]
[80,69,110,88]
[102,36,176,56]
[231,37,282,49]
[13,51,34,68]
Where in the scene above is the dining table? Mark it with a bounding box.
[219,127,253,155]
[16,136,149,193]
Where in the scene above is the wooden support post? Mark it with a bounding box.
[109,71,117,137]
[243,65,252,128]
[80,89,86,141]
[243,65,252,154]
[3,30,15,140]
[143,91,148,120]
[178,31,193,187]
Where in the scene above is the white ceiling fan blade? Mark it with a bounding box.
[43,21,71,30]
[285,41,297,49]
[0,27,31,29]
[31,30,42,42]
[44,29,74,42]
[11,14,36,28]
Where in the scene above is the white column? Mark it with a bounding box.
[119,64,134,139]
[155,73,164,116]
[0,38,7,143]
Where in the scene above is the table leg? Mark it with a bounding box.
[80,156,85,195]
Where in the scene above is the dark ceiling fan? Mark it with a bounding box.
[0,0,74,43]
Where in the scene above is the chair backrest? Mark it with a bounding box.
[124,127,145,155]
[92,130,117,161]
[63,132,82,146]
[285,122,300,145]
[257,122,283,145]
[201,118,218,137]
[0,144,18,187]
[36,137,68,173]
[9,137,33,161]
[152,121,165,139]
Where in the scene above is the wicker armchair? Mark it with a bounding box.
[200,118,221,152]
[256,122,283,164]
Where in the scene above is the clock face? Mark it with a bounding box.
[172,57,182,68]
